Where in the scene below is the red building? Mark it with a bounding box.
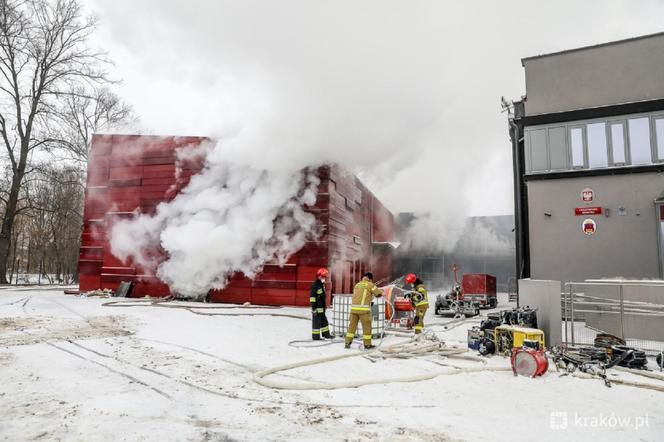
[79,135,395,306]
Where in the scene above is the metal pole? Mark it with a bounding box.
[570,284,575,345]
[564,284,568,344]
[619,284,625,340]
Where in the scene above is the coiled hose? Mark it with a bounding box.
[253,333,510,390]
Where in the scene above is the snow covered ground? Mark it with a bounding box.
[0,288,662,441]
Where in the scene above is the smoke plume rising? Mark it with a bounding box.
[89,1,664,294]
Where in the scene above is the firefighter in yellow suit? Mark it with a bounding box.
[345,272,383,349]
[413,278,429,334]
[405,273,429,334]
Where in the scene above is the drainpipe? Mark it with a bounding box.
[508,103,526,303]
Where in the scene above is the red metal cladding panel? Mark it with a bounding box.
[252,289,296,306]
[252,280,296,290]
[141,184,174,193]
[142,177,176,186]
[81,233,103,247]
[143,164,176,178]
[109,178,142,187]
[83,207,107,222]
[227,274,253,288]
[133,277,171,297]
[102,252,126,268]
[294,292,313,307]
[109,166,143,181]
[208,287,252,303]
[79,274,101,292]
[78,260,102,276]
[101,274,136,284]
[101,267,136,276]
[80,247,103,261]
[86,187,109,202]
[297,265,323,281]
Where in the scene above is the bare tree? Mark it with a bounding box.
[52,85,134,163]
[0,0,110,283]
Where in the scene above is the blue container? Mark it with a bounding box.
[467,328,482,351]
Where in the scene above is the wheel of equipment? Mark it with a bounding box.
[478,338,495,356]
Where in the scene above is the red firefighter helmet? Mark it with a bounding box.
[405,273,417,284]
[316,268,329,279]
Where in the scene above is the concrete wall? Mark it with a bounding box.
[527,172,664,283]
[518,279,563,347]
[523,33,664,116]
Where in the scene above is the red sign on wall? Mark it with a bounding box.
[575,207,602,216]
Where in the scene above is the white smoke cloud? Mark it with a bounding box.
[110,150,320,297]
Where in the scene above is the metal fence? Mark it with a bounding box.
[330,295,385,338]
[562,281,664,354]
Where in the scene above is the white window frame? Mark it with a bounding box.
[586,121,609,169]
[607,119,629,166]
[547,125,568,171]
[568,125,587,169]
[652,113,664,163]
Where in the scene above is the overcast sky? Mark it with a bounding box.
[84,0,664,218]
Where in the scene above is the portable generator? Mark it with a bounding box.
[494,325,545,355]
[478,325,545,356]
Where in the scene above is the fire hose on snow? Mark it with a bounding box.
[253,332,511,390]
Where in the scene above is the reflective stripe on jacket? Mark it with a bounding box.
[351,277,383,313]
[414,283,429,307]
[310,279,326,309]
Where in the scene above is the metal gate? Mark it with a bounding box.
[562,281,664,354]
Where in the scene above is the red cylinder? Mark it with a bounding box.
[511,347,549,377]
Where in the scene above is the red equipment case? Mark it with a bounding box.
[461,273,497,308]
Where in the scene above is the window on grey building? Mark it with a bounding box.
[609,122,627,165]
[548,126,567,170]
[529,128,548,171]
[570,127,585,168]
[628,117,652,165]
[655,117,664,162]
[587,122,608,168]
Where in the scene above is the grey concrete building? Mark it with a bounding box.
[508,32,664,284]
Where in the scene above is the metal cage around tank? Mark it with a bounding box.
[330,294,385,338]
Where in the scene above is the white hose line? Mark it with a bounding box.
[571,371,664,393]
[252,350,510,390]
[253,335,509,390]
[614,366,664,382]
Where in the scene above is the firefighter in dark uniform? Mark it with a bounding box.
[310,268,332,340]
[405,273,429,334]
